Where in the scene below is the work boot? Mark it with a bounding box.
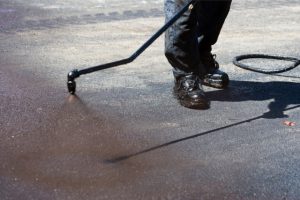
[200,52,229,89]
[173,74,210,109]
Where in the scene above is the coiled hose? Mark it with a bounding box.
[233,54,300,74]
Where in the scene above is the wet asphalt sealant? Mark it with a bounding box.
[0,0,300,199]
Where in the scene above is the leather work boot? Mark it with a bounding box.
[173,74,210,109]
[200,52,230,89]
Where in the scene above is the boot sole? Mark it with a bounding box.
[179,99,210,109]
[173,91,210,110]
[202,74,230,89]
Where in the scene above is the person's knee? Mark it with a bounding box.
[164,44,176,64]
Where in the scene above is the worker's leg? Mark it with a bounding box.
[164,0,206,78]
[164,0,209,109]
[196,0,232,53]
[195,0,232,88]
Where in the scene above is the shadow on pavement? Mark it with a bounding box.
[207,80,300,119]
[106,80,300,163]
[106,104,300,164]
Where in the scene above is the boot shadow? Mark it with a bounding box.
[206,80,300,119]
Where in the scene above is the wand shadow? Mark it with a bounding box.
[105,80,300,163]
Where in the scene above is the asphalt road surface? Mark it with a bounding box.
[0,0,300,199]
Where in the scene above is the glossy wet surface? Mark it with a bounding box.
[0,0,300,199]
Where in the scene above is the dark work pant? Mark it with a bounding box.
[164,0,232,78]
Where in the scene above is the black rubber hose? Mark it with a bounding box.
[233,54,300,74]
